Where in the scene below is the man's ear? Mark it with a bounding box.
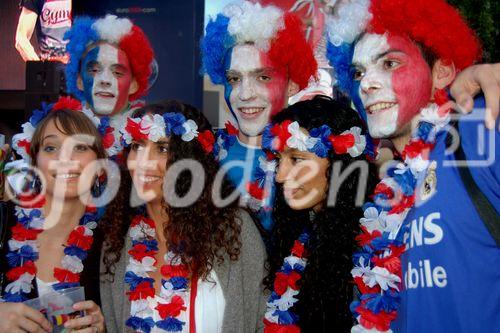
[431,59,456,90]
[77,75,84,91]
[129,78,139,95]
[287,80,300,98]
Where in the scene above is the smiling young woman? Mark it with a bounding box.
[0,106,108,333]
[100,100,267,333]
[262,96,378,332]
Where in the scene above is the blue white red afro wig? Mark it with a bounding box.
[64,15,154,102]
[325,0,482,93]
[201,1,317,90]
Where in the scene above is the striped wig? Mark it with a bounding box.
[201,1,317,90]
[64,15,154,102]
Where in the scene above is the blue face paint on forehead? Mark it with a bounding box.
[222,46,236,121]
[80,46,100,110]
[351,80,367,123]
[326,40,367,123]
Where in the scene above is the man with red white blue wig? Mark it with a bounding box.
[61,14,155,157]
[201,1,317,231]
[325,0,499,332]
[65,14,153,117]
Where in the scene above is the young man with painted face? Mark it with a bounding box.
[3,15,154,205]
[201,1,317,231]
[63,14,154,156]
[326,0,499,332]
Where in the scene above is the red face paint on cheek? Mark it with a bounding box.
[388,35,432,128]
[113,48,133,115]
[260,51,289,117]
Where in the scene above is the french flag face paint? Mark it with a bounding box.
[225,44,289,138]
[80,43,134,116]
[388,34,433,127]
[352,33,432,138]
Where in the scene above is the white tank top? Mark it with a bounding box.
[36,277,57,297]
[148,270,225,333]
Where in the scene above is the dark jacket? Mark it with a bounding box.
[0,201,103,305]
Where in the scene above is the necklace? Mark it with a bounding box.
[213,121,239,161]
[350,91,451,332]
[214,122,277,213]
[125,211,194,333]
[2,197,101,302]
[82,99,145,158]
[264,230,310,332]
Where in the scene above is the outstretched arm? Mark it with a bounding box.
[15,7,40,62]
[450,63,500,130]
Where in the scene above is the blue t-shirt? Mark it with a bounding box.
[393,97,500,332]
[218,137,274,231]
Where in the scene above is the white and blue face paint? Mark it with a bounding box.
[222,46,234,114]
[326,41,368,124]
[351,33,433,139]
[80,43,134,116]
[224,44,289,141]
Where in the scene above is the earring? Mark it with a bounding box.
[28,173,42,194]
[92,178,102,197]
[92,175,107,197]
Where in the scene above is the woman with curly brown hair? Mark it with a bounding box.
[99,100,267,333]
[262,96,378,332]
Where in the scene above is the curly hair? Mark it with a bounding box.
[101,100,242,280]
[368,0,481,70]
[326,0,481,97]
[264,96,378,331]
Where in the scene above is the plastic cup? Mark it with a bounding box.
[23,297,48,316]
[41,286,85,333]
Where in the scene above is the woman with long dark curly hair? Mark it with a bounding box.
[99,100,267,333]
[262,95,378,332]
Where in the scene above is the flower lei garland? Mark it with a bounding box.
[350,92,451,333]
[125,210,192,333]
[11,97,123,160]
[81,99,146,158]
[121,113,215,154]
[252,119,368,212]
[214,120,370,213]
[2,196,102,302]
[213,122,239,162]
[262,120,367,158]
[213,122,277,213]
[263,230,310,333]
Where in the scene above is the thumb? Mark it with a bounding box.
[455,94,474,114]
